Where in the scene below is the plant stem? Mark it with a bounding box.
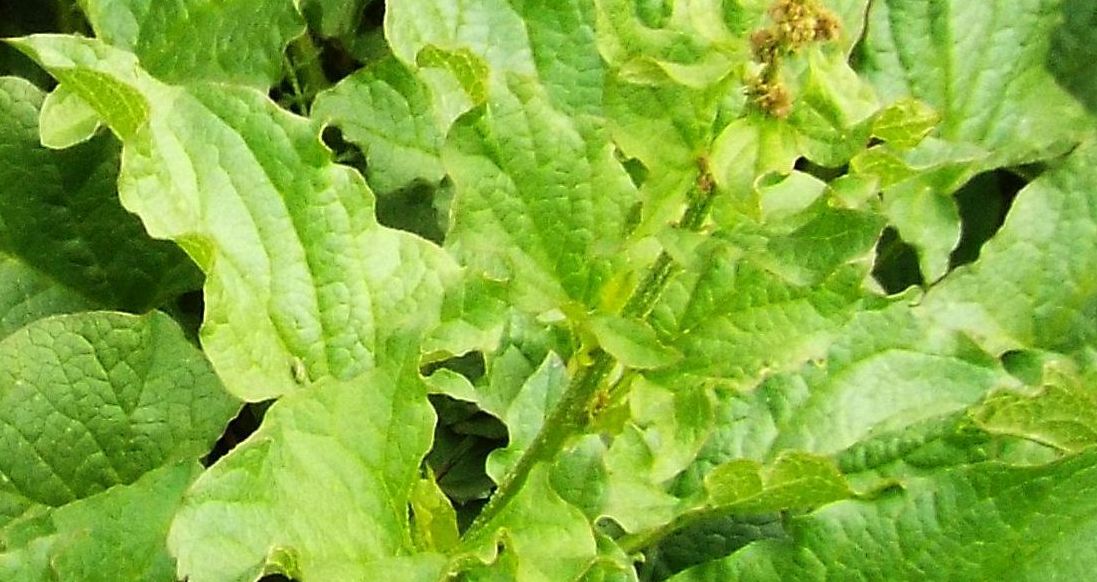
[461,160,717,544]
[285,33,330,115]
[462,348,615,543]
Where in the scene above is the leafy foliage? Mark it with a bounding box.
[1,0,1095,580]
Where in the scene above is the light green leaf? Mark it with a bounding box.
[38,84,101,148]
[389,0,639,314]
[0,311,237,528]
[12,35,459,401]
[604,73,724,235]
[881,179,961,282]
[972,363,1097,453]
[755,170,827,223]
[77,0,304,88]
[410,473,461,553]
[443,76,636,312]
[856,0,1093,166]
[677,302,1015,495]
[871,97,939,149]
[485,353,569,482]
[790,48,879,167]
[589,315,681,370]
[593,0,745,88]
[0,76,201,326]
[672,450,1097,580]
[313,53,445,195]
[648,225,877,389]
[921,141,1097,355]
[169,369,444,582]
[459,465,598,582]
[415,45,490,109]
[595,380,716,532]
[703,451,849,513]
[709,114,800,221]
[0,462,202,582]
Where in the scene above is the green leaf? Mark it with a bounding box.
[0,311,237,528]
[972,362,1097,453]
[921,141,1097,355]
[856,0,1093,166]
[77,0,305,88]
[871,97,939,149]
[12,35,459,401]
[410,473,462,553]
[592,0,746,88]
[300,0,375,38]
[169,369,445,582]
[0,462,202,582]
[676,302,1014,494]
[388,0,639,314]
[38,84,101,148]
[0,76,201,326]
[589,315,681,370]
[313,53,445,195]
[671,450,1097,580]
[703,451,850,513]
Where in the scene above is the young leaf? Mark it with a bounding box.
[313,53,445,195]
[38,84,101,148]
[972,363,1097,453]
[589,315,682,370]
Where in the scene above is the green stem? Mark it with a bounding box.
[617,506,719,555]
[285,33,330,115]
[461,161,718,545]
[463,349,615,543]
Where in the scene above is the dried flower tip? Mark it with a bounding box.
[768,0,842,50]
[751,29,780,62]
[814,12,842,41]
[746,76,793,119]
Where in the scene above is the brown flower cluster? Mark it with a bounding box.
[746,0,842,118]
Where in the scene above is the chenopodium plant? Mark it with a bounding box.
[2,0,1097,579]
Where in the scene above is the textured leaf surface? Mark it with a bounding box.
[12,35,459,401]
[0,311,237,528]
[0,462,201,582]
[677,303,1013,492]
[0,76,201,331]
[856,0,1091,166]
[648,206,882,388]
[168,369,443,582]
[387,0,638,313]
[670,449,1097,581]
[313,54,444,195]
[77,0,304,88]
[921,142,1097,355]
